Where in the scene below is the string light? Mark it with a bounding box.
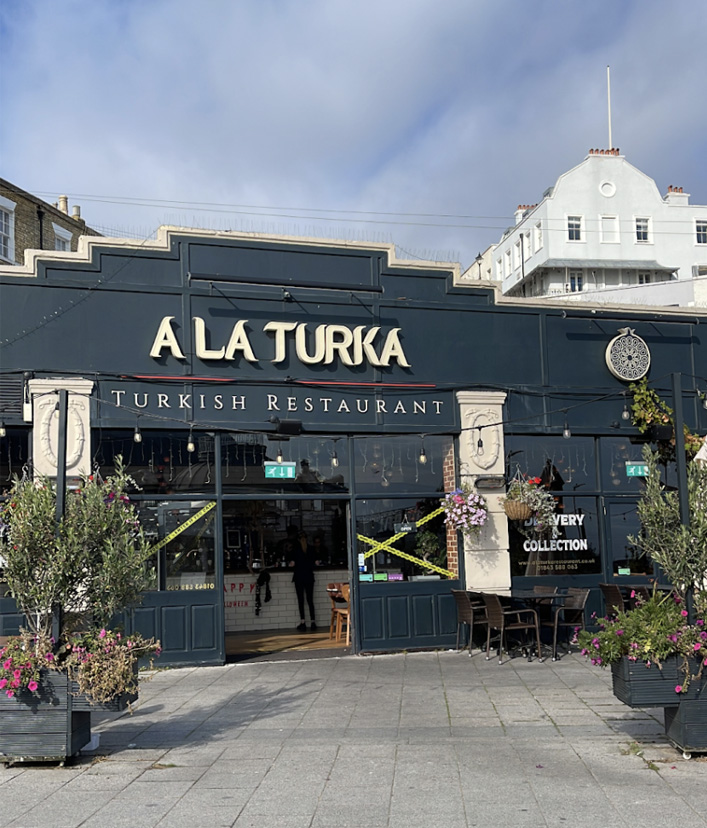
[477,427,484,455]
[621,404,631,421]
[276,445,283,463]
[0,421,6,438]
[563,415,572,439]
[187,428,196,453]
[418,445,427,464]
[331,450,339,468]
[133,420,142,443]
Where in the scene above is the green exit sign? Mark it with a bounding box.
[264,462,297,479]
[625,462,649,478]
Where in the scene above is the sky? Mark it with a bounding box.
[1,0,706,270]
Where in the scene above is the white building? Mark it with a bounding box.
[492,149,707,306]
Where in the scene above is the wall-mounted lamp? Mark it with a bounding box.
[187,428,196,453]
[282,289,293,302]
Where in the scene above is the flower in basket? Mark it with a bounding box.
[442,484,488,542]
[577,590,707,694]
[501,474,559,539]
[64,628,161,704]
[0,632,54,699]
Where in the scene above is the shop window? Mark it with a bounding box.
[353,434,453,494]
[509,495,601,578]
[355,497,452,582]
[504,435,597,493]
[135,500,215,592]
[93,429,216,494]
[221,434,349,495]
[605,500,652,576]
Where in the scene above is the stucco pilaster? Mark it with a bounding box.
[28,379,94,477]
[456,390,510,593]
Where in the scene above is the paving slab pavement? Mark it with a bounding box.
[1,650,704,828]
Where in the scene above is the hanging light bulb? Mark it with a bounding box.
[419,444,427,464]
[331,450,339,468]
[0,421,6,438]
[477,428,484,455]
[276,446,283,463]
[187,428,196,453]
[133,422,142,443]
[563,419,572,439]
[621,404,631,421]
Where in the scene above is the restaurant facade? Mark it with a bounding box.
[1,227,706,665]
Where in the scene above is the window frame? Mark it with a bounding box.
[696,219,707,245]
[634,216,652,244]
[567,215,583,242]
[599,214,619,244]
[52,223,73,252]
[0,194,16,263]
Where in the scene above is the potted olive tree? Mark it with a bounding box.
[0,458,160,764]
[579,446,707,756]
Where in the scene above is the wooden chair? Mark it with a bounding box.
[542,587,590,661]
[599,583,626,617]
[451,590,488,656]
[327,583,347,640]
[333,583,350,645]
[482,592,542,663]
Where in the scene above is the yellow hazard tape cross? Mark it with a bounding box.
[152,501,216,553]
[356,504,454,578]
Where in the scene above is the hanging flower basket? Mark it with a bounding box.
[503,500,532,521]
[442,484,488,542]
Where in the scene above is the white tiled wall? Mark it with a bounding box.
[224,569,348,632]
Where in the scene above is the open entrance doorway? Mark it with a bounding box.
[222,498,351,660]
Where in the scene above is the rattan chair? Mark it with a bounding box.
[599,583,626,617]
[542,587,590,661]
[333,583,350,645]
[451,589,488,656]
[482,592,542,663]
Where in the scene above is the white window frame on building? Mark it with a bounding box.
[568,270,584,293]
[600,215,619,244]
[635,217,652,244]
[697,219,707,245]
[513,241,521,270]
[567,215,583,242]
[0,194,16,263]
[496,258,503,279]
[524,232,531,261]
[504,248,512,278]
[52,223,73,252]
[534,221,543,251]
[638,272,652,285]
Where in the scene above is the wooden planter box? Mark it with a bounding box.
[611,657,707,708]
[664,700,707,757]
[0,670,91,764]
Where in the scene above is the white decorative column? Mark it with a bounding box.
[456,390,510,593]
[28,379,94,477]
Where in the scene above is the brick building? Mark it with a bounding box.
[0,178,100,265]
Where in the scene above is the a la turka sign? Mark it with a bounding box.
[150,316,411,368]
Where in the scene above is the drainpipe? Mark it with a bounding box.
[36,206,45,249]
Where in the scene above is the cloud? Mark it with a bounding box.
[1,0,705,267]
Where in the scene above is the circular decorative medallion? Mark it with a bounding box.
[605,328,651,381]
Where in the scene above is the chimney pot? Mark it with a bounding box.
[72,205,81,219]
[58,195,68,214]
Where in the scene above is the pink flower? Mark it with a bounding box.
[27,680,38,692]
[630,590,636,598]
[99,629,107,639]
[5,690,14,698]
[675,685,683,693]
[2,658,11,670]
[0,679,7,689]
[681,610,689,617]
[13,669,21,679]
[695,644,702,652]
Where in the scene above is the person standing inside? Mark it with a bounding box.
[290,529,318,631]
